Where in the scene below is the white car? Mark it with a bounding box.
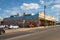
[8,25,19,29]
[0,25,5,28]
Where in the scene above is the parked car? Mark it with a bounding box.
[0,28,5,35]
[8,25,19,29]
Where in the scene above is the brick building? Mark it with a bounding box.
[2,12,56,28]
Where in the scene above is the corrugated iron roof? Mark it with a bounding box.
[3,13,39,21]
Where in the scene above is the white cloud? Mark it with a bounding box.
[46,1,53,5]
[40,0,53,5]
[51,0,60,13]
[5,16,10,18]
[21,3,40,10]
[52,4,60,9]
[10,10,20,15]
[57,12,60,16]
[54,5,60,8]
[54,0,60,4]
[5,10,10,13]
[4,7,21,15]
[40,0,44,4]
[0,8,1,10]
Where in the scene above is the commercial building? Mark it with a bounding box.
[0,17,3,25]
[2,12,56,27]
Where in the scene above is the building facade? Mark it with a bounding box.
[0,17,3,25]
[2,12,56,27]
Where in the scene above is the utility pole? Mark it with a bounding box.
[44,5,46,27]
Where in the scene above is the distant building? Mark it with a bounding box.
[0,17,3,25]
[56,21,60,25]
[2,12,56,28]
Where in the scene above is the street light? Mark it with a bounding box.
[44,5,46,27]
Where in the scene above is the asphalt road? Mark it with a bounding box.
[0,26,51,40]
[5,26,60,40]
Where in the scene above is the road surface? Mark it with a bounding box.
[5,26,60,40]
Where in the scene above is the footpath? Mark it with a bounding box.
[5,26,57,34]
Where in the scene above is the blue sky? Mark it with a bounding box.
[0,0,60,21]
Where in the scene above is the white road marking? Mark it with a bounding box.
[5,28,50,40]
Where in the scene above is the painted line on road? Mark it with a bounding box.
[5,28,51,40]
[5,26,58,40]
